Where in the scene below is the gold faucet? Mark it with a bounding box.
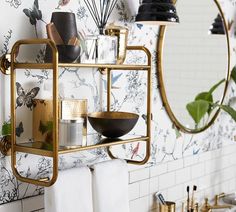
[200,194,232,212]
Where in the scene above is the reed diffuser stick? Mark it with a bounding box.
[84,0,118,34]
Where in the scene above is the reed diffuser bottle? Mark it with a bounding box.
[83,0,118,64]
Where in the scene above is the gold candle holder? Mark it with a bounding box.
[105,24,128,64]
[33,99,87,147]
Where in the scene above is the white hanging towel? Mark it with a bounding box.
[92,159,130,212]
[44,166,93,212]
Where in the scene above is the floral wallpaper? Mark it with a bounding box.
[0,0,235,205]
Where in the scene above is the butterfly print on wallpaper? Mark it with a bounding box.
[16,122,24,137]
[23,0,46,37]
[16,82,40,110]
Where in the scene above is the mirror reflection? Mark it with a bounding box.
[160,0,229,131]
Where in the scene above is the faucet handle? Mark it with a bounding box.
[204,198,209,205]
[214,193,225,206]
[200,198,211,212]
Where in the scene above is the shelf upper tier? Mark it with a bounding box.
[14,134,149,157]
[13,63,151,70]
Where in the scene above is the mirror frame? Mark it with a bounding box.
[157,0,231,134]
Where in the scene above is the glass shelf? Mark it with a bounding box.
[14,134,149,157]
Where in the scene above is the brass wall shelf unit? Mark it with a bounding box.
[0,39,152,187]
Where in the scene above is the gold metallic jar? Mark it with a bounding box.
[159,202,176,212]
[105,24,128,64]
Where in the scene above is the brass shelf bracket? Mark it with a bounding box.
[0,54,11,75]
[0,135,11,156]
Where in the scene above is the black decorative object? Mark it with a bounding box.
[83,0,118,34]
[135,0,179,25]
[45,45,81,63]
[50,12,78,44]
[88,112,139,138]
[210,14,225,35]
[45,12,80,63]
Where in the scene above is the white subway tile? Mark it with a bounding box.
[129,168,150,183]
[22,195,44,212]
[128,164,151,172]
[168,159,184,172]
[130,196,149,212]
[220,180,230,194]
[159,172,176,190]
[229,154,236,166]
[205,158,221,175]
[191,163,205,179]
[199,151,212,162]
[228,178,236,193]
[219,154,232,169]
[167,184,184,201]
[176,167,191,184]
[140,179,150,197]
[0,201,22,212]
[150,163,168,177]
[129,182,140,200]
[150,176,159,194]
[183,155,199,167]
[197,175,212,191]
[210,149,222,159]
[221,144,236,156]
[221,167,235,181]
[149,194,158,210]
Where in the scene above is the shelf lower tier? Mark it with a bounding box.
[14,134,149,157]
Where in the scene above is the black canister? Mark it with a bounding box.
[51,12,78,44]
[45,12,80,63]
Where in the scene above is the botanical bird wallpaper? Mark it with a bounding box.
[0,0,235,204]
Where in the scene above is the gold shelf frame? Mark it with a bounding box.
[0,39,152,187]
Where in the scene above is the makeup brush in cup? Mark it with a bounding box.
[155,192,167,205]
[190,185,197,212]
[187,186,190,212]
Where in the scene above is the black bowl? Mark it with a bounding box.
[88,112,139,138]
[45,45,80,63]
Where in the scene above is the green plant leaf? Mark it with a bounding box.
[2,122,11,136]
[219,105,236,122]
[231,66,236,84]
[195,92,213,102]
[39,121,53,135]
[42,142,53,151]
[208,79,225,94]
[186,100,210,125]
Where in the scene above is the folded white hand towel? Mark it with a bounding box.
[92,159,130,212]
[45,166,93,212]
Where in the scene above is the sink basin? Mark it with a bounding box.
[223,193,236,205]
[221,194,236,212]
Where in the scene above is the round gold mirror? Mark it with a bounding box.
[157,0,230,133]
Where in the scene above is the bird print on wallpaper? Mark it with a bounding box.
[16,82,40,110]
[103,73,123,90]
[56,0,70,9]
